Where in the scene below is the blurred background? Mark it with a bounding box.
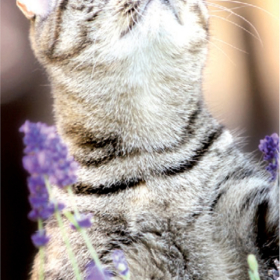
[1,0,279,279]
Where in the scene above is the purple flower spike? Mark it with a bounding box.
[20,120,79,188]
[259,133,279,181]
[71,213,93,230]
[27,175,55,221]
[20,121,76,248]
[31,230,50,247]
[27,176,47,194]
[85,260,112,280]
[28,202,54,221]
[112,250,129,277]
[20,121,56,154]
[55,201,66,212]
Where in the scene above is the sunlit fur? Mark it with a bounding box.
[24,0,279,278]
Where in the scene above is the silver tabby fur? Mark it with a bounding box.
[23,0,279,278]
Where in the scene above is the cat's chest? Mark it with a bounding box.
[86,193,215,279]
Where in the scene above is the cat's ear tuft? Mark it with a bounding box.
[16,0,51,19]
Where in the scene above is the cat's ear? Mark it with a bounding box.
[16,0,51,19]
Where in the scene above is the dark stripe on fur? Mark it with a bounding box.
[185,101,202,136]
[86,10,100,21]
[241,187,269,212]
[81,137,119,149]
[120,15,138,38]
[75,177,144,194]
[64,124,120,148]
[160,125,224,176]
[76,106,203,168]
[209,191,226,212]
[75,126,223,195]
[120,2,143,38]
[254,200,279,266]
[43,0,90,62]
[216,167,254,188]
[209,167,256,212]
[45,0,69,57]
[80,154,116,167]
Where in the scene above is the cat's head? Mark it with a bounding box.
[17,0,209,83]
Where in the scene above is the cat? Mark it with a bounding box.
[17,0,279,279]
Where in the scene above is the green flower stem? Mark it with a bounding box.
[38,219,43,231]
[79,228,103,270]
[44,177,82,280]
[44,176,54,200]
[38,219,44,280]
[39,247,44,280]
[65,187,106,277]
[63,211,78,227]
[67,186,80,217]
[248,271,255,280]
[248,254,260,280]
[64,211,106,276]
[121,274,131,280]
[55,209,82,280]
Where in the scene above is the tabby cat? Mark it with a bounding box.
[17,0,279,278]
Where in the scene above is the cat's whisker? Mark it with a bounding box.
[134,7,144,19]
[208,2,263,47]
[208,0,278,19]
[211,37,248,54]
[130,9,139,27]
[207,39,236,65]
[210,5,247,13]
[209,13,262,46]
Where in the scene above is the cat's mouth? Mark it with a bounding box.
[163,0,183,25]
[120,0,152,38]
[120,0,182,38]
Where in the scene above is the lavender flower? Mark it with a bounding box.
[85,261,112,280]
[27,175,55,221]
[20,120,79,188]
[31,230,50,248]
[259,133,279,181]
[71,213,93,230]
[20,121,57,154]
[20,121,78,249]
[112,250,130,278]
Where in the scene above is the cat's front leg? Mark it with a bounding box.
[211,177,279,279]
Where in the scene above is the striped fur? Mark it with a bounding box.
[25,0,279,278]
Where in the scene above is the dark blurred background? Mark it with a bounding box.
[1,0,279,279]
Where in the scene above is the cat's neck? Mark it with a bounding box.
[50,58,207,157]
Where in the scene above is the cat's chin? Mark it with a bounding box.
[109,0,208,58]
[100,1,207,64]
